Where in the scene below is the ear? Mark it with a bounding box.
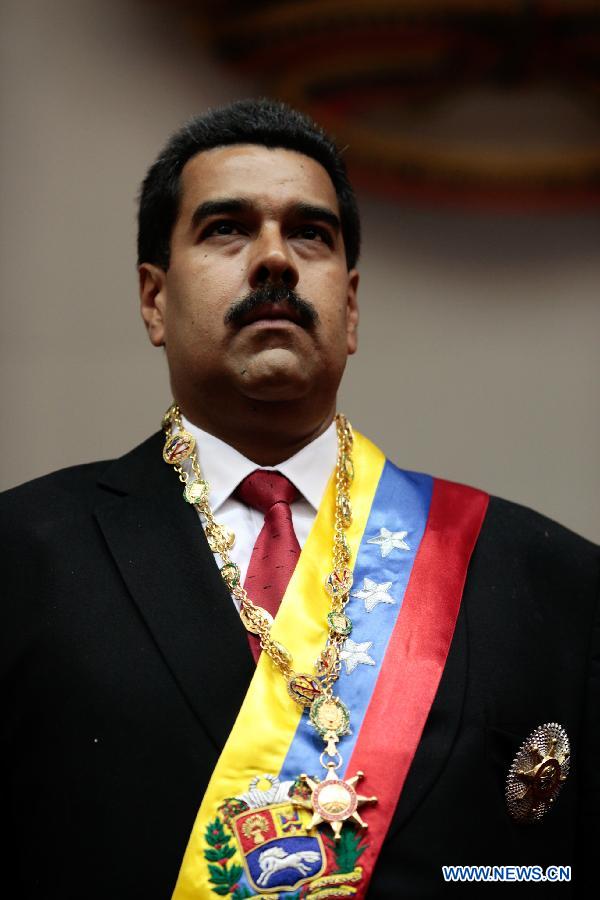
[345,268,360,355]
[139,263,167,347]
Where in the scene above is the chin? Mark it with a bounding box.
[237,349,317,401]
[240,377,312,403]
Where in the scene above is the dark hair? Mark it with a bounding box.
[137,98,360,270]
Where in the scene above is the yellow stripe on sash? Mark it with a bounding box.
[172,432,385,898]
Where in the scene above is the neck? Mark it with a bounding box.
[179,398,337,466]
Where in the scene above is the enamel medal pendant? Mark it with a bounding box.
[291,694,377,839]
[163,430,195,465]
[294,764,377,840]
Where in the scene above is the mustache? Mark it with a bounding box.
[224,284,319,328]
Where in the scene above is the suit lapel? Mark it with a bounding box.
[94,432,254,752]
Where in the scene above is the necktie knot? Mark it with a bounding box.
[235,469,299,514]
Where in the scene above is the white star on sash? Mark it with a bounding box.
[340,638,376,675]
[351,577,396,612]
[367,526,410,557]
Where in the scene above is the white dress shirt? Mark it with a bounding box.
[182,416,337,609]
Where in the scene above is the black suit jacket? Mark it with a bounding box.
[1,433,598,898]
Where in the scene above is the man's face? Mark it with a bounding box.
[140,144,359,420]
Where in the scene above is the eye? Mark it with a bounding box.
[293,225,333,245]
[202,220,244,238]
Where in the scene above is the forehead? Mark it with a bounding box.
[178,144,340,217]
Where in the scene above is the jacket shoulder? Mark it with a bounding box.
[484,493,598,555]
[0,432,164,528]
[0,460,113,521]
[473,493,599,596]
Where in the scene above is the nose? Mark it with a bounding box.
[248,225,299,290]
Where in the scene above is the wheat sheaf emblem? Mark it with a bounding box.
[241,813,270,844]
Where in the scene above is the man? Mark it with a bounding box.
[1,99,598,898]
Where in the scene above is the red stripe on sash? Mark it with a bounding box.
[347,479,489,896]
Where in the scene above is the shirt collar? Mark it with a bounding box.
[181,416,337,513]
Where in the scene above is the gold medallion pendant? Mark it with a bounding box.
[325,567,353,599]
[327,611,353,637]
[239,604,273,635]
[287,674,323,707]
[310,695,351,739]
[183,479,209,505]
[163,430,195,465]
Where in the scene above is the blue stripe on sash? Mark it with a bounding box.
[279,461,433,782]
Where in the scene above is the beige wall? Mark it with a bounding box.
[1,0,599,543]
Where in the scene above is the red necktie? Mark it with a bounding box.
[235,470,300,662]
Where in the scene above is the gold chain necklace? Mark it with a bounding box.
[162,404,377,838]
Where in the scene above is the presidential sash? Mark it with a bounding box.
[172,433,488,899]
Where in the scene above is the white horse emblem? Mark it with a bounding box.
[256,846,321,887]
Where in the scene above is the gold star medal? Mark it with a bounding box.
[293,765,377,841]
[505,722,570,823]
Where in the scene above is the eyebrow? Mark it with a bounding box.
[291,203,340,232]
[190,198,251,232]
[190,198,341,233]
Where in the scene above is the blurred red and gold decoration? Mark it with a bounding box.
[172,0,600,210]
